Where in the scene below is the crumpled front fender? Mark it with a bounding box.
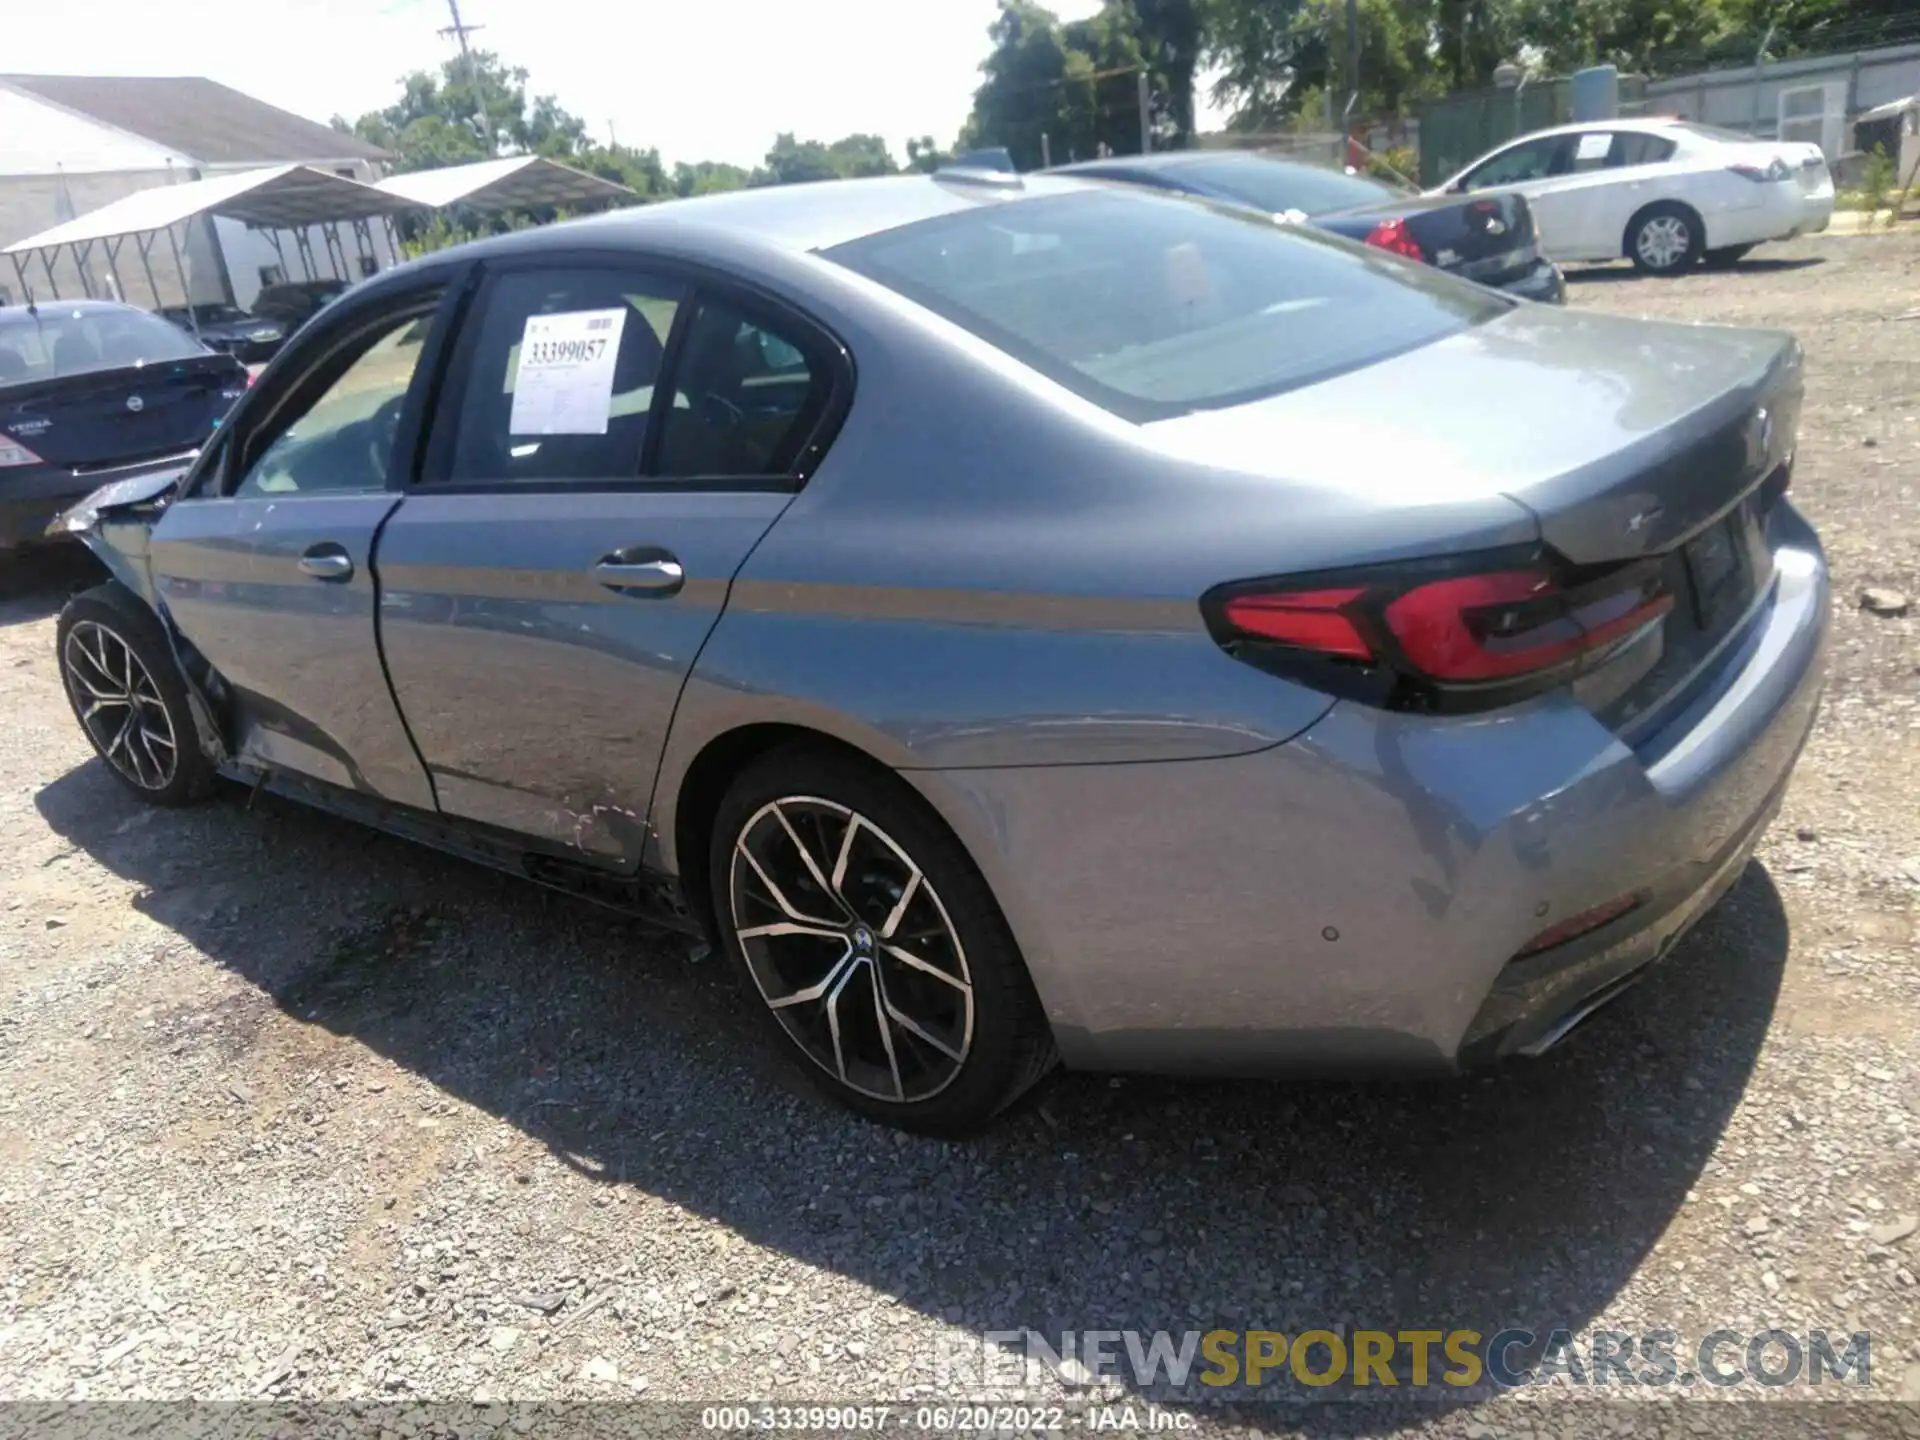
[48,467,187,609]
[51,468,230,771]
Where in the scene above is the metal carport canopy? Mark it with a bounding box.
[2,163,412,255]
[373,155,634,213]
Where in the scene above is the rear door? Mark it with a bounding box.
[143,280,458,807]
[374,254,845,865]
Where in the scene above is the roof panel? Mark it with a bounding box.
[0,75,387,164]
[3,165,413,253]
[373,156,635,212]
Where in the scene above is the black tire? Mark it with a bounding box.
[56,583,215,806]
[1626,202,1705,275]
[708,742,1056,1134]
[1703,243,1756,269]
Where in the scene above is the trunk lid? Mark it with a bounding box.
[1144,304,1799,566]
[1143,304,1801,733]
[1317,191,1541,286]
[1,354,246,469]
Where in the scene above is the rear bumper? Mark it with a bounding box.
[0,450,198,551]
[1494,257,1567,304]
[1712,185,1837,248]
[915,502,1829,1075]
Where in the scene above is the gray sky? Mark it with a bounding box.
[17,0,1144,169]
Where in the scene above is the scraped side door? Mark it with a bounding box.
[374,255,847,864]
[145,280,460,807]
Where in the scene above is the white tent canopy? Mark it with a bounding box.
[3,164,412,255]
[373,155,634,213]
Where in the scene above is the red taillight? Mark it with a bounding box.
[1207,555,1672,706]
[1364,217,1425,262]
[1222,586,1372,659]
[1385,567,1671,683]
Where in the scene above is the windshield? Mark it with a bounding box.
[826,189,1502,421]
[1172,155,1408,213]
[0,306,205,384]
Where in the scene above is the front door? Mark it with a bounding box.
[1460,134,1578,256]
[145,287,452,807]
[375,258,841,865]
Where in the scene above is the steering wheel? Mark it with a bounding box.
[366,394,405,480]
[697,391,746,433]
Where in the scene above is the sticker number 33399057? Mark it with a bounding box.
[508,306,629,437]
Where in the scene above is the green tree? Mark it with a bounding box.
[759,131,899,185]
[963,1,1201,169]
[905,136,953,172]
[673,159,754,196]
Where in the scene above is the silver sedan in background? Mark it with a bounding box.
[52,168,1827,1133]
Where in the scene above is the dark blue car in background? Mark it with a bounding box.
[1,300,248,554]
[1050,150,1567,303]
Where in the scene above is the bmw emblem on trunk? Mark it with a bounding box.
[125,395,144,413]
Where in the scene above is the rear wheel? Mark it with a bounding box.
[1626,203,1704,275]
[1703,243,1756,269]
[708,744,1056,1133]
[56,584,214,806]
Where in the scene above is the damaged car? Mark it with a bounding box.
[51,169,1827,1133]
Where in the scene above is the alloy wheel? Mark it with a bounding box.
[62,620,178,792]
[1636,215,1692,270]
[728,796,974,1103]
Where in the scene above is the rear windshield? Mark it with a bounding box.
[825,189,1502,421]
[1169,155,1410,213]
[0,306,205,384]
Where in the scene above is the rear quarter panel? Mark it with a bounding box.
[648,244,1539,875]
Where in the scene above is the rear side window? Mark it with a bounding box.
[826,189,1501,422]
[654,296,829,478]
[443,267,684,485]
[1610,132,1677,167]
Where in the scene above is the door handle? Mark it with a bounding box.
[591,555,684,596]
[298,544,353,581]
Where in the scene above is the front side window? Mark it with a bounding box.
[235,305,439,496]
[1464,136,1571,189]
[654,296,827,478]
[826,188,1500,421]
[443,267,684,485]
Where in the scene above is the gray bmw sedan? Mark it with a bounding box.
[51,165,1826,1133]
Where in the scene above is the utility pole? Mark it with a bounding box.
[1137,70,1152,154]
[1344,0,1360,168]
[439,0,495,156]
[1344,0,1359,107]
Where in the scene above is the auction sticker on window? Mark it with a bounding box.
[509,307,627,436]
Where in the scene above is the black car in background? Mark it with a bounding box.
[1,301,248,552]
[1050,150,1567,303]
[157,303,288,365]
[249,279,353,334]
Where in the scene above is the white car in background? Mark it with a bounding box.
[1433,117,1835,275]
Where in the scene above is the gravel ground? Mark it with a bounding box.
[1,231,1918,1438]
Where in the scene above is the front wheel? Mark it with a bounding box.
[56,584,215,805]
[708,744,1056,1134]
[1627,203,1704,275]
